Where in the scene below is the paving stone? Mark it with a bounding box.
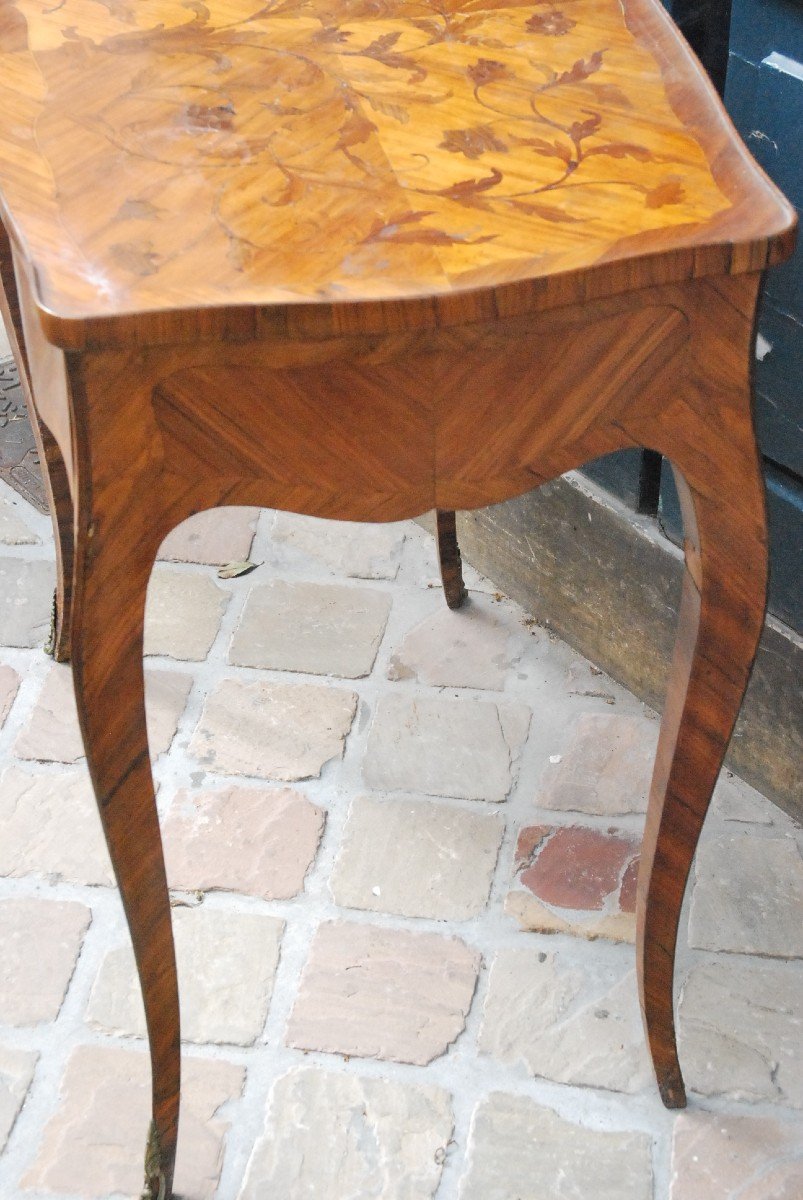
[506,823,640,942]
[87,905,283,1046]
[144,566,227,660]
[13,664,192,763]
[504,891,638,944]
[670,1111,803,1200]
[163,784,324,899]
[190,678,357,780]
[0,765,113,885]
[272,512,405,579]
[478,948,651,1093]
[0,494,38,544]
[387,599,517,690]
[0,1045,38,1153]
[517,824,639,911]
[12,665,79,763]
[619,854,640,913]
[0,898,91,1025]
[330,795,504,920]
[230,580,391,677]
[241,1066,453,1200]
[0,558,54,648]
[23,1045,243,1198]
[539,713,657,815]
[0,662,19,726]
[679,959,803,1107]
[159,505,258,565]
[711,771,779,824]
[286,920,480,1065]
[364,694,530,802]
[460,1092,652,1200]
[689,834,803,958]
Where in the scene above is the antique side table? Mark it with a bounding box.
[0,1,795,1196]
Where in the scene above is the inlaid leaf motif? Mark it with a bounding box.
[509,200,580,222]
[335,108,377,154]
[362,210,497,245]
[585,82,634,108]
[311,26,352,45]
[526,11,576,36]
[645,178,686,208]
[363,32,403,57]
[114,198,161,221]
[360,31,428,82]
[411,18,443,40]
[587,142,653,161]
[428,13,506,48]
[555,51,604,86]
[513,136,574,164]
[364,94,410,123]
[267,172,306,207]
[569,113,602,143]
[184,103,235,132]
[434,168,504,203]
[109,240,161,276]
[439,125,508,160]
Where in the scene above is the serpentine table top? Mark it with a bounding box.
[0,0,794,347]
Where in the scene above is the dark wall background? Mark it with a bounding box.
[582,0,803,632]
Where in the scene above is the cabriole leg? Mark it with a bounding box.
[636,286,768,1106]
[69,356,180,1199]
[436,509,467,609]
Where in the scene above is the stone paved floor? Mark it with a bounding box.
[0,478,801,1200]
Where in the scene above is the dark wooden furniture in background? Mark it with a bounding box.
[0,1,795,1196]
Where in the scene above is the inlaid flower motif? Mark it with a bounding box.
[526,11,576,37]
[439,125,508,159]
[467,59,514,87]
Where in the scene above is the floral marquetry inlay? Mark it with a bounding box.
[0,0,770,319]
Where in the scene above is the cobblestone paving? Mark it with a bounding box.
[0,479,801,1200]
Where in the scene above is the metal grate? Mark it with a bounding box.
[0,356,47,513]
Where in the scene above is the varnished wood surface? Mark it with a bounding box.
[436,509,467,609]
[0,0,795,346]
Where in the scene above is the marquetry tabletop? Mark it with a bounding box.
[0,0,794,345]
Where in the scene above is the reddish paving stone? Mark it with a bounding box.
[513,825,552,871]
[519,825,638,912]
